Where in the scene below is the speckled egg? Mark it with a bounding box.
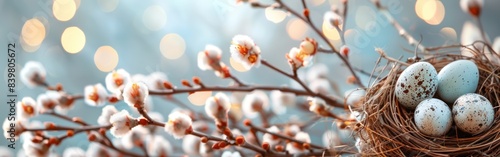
[395,62,438,109]
[437,60,479,103]
[414,98,452,137]
[452,93,494,135]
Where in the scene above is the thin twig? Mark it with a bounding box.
[149,85,346,108]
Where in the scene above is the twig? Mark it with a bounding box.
[252,0,365,88]
[474,17,490,46]
[149,85,346,108]
[44,111,88,126]
[190,130,267,155]
[24,124,111,132]
[261,60,314,94]
[229,75,246,87]
[246,122,324,149]
[375,48,410,66]
[372,1,426,53]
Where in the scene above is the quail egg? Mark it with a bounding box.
[395,62,438,109]
[437,60,479,103]
[414,98,453,136]
[452,93,494,135]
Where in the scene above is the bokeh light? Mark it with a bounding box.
[230,57,250,72]
[188,91,212,106]
[53,0,77,22]
[20,37,41,53]
[425,1,445,25]
[143,5,167,31]
[287,18,308,40]
[311,0,326,6]
[21,18,46,47]
[440,27,457,41]
[421,0,437,21]
[74,0,81,9]
[94,46,119,72]
[160,33,186,60]
[322,20,340,40]
[98,0,119,12]
[265,7,287,23]
[61,26,86,54]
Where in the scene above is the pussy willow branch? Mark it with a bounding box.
[300,0,311,22]
[251,1,365,88]
[341,0,348,44]
[261,60,313,94]
[24,124,111,132]
[475,17,490,46]
[245,122,323,149]
[43,111,88,126]
[136,108,270,155]
[229,75,247,86]
[371,1,426,54]
[245,121,356,155]
[27,107,142,157]
[149,85,345,108]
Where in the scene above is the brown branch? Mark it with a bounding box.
[274,0,365,88]
[150,85,345,108]
[44,111,88,126]
[261,60,314,94]
[24,124,111,132]
[371,1,426,53]
[229,75,246,87]
[246,122,324,149]
[250,1,365,88]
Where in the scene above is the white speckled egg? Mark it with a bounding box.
[414,98,452,137]
[395,62,438,109]
[452,93,494,135]
[437,60,479,103]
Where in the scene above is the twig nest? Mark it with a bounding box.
[357,55,500,156]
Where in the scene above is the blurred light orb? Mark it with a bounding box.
[425,1,445,25]
[74,0,81,9]
[160,33,185,60]
[143,5,167,31]
[21,18,46,47]
[421,0,437,20]
[311,0,326,6]
[20,37,41,53]
[61,26,86,54]
[322,20,340,40]
[230,57,250,72]
[265,7,287,23]
[98,0,119,12]
[415,0,429,20]
[188,91,212,106]
[53,0,77,22]
[440,27,457,41]
[287,18,308,40]
[94,46,119,72]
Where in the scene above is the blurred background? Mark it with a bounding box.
[1,0,499,156]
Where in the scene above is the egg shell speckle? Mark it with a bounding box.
[437,60,479,103]
[395,62,438,109]
[452,93,494,135]
[414,98,453,137]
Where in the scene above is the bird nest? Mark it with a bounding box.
[356,53,500,156]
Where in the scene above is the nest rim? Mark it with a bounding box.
[357,54,500,157]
